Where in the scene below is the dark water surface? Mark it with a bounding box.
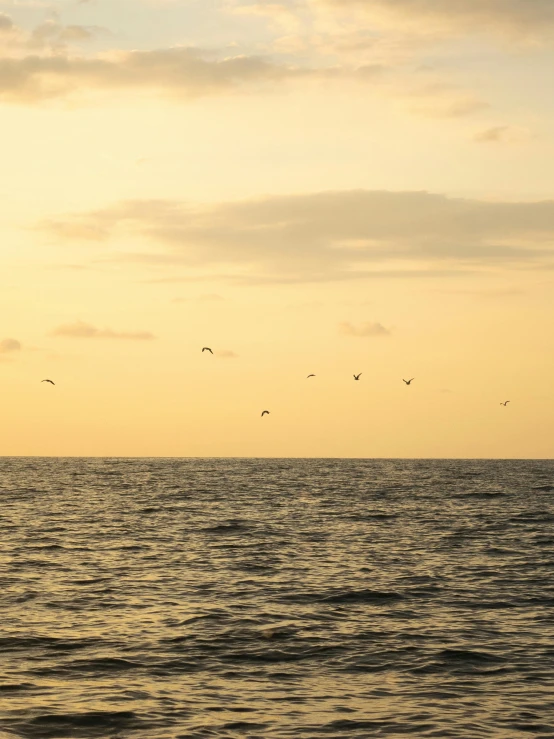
[1,458,554,738]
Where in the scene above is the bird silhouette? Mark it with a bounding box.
[307,374,316,378]
[202,347,213,354]
[500,401,510,406]
[261,410,270,417]
[41,379,55,385]
[353,373,362,381]
[403,378,414,385]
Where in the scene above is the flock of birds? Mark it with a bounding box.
[201,348,417,416]
[40,348,511,414]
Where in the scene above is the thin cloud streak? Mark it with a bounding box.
[339,321,391,337]
[0,43,383,104]
[0,12,479,116]
[317,0,554,40]
[473,126,533,143]
[43,190,554,283]
[0,338,22,353]
[50,321,156,340]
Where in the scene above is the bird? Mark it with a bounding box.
[403,378,415,385]
[261,410,270,417]
[41,379,55,385]
[353,373,362,381]
[307,374,316,378]
[500,401,510,406]
[202,347,213,354]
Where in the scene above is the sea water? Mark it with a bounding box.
[1,458,553,738]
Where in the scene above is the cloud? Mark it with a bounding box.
[0,338,22,353]
[0,13,108,55]
[0,14,14,32]
[215,349,238,358]
[43,190,554,283]
[473,125,532,143]
[28,19,106,50]
[50,321,155,340]
[317,0,554,40]
[0,10,485,116]
[0,44,328,103]
[339,321,390,337]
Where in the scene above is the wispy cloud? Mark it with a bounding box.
[0,13,14,32]
[0,338,22,353]
[50,321,155,340]
[43,190,554,283]
[0,9,484,116]
[215,349,239,358]
[0,38,366,104]
[473,125,532,143]
[317,0,554,41]
[339,321,391,337]
[0,12,108,54]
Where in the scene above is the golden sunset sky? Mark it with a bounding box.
[2,0,554,458]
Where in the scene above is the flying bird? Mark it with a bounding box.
[403,378,415,385]
[353,373,362,381]
[202,347,213,354]
[261,410,270,417]
[41,379,55,385]
[500,401,510,406]
[307,374,316,378]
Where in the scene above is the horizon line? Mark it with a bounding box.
[1,455,553,462]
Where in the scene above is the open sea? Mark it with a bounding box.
[1,457,554,739]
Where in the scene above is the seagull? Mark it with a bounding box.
[403,378,415,385]
[307,374,316,378]
[500,401,510,406]
[41,379,55,385]
[261,410,270,417]
[353,373,362,381]
[202,347,213,354]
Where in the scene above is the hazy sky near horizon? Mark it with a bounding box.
[3,0,554,457]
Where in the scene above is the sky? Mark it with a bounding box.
[2,0,554,458]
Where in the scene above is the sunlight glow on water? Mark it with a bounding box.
[1,458,554,738]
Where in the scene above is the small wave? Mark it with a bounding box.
[406,587,443,599]
[35,657,143,675]
[149,659,201,674]
[220,646,338,664]
[412,649,508,676]
[17,710,139,738]
[322,589,404,605]
[15,560,60,569]
[0,682,35,692]
[201,521,252,534]
[455,491,506,498]
[438,648,504,663]
[257,622,299,640]
[317,718,387,732]
[0,636,101,652]
[455,600,516,610]
[220,721,269,731]
[70,578,112,587]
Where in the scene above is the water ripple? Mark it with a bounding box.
[0,458,553,738]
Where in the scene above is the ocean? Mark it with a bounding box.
[1,457,553,738]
